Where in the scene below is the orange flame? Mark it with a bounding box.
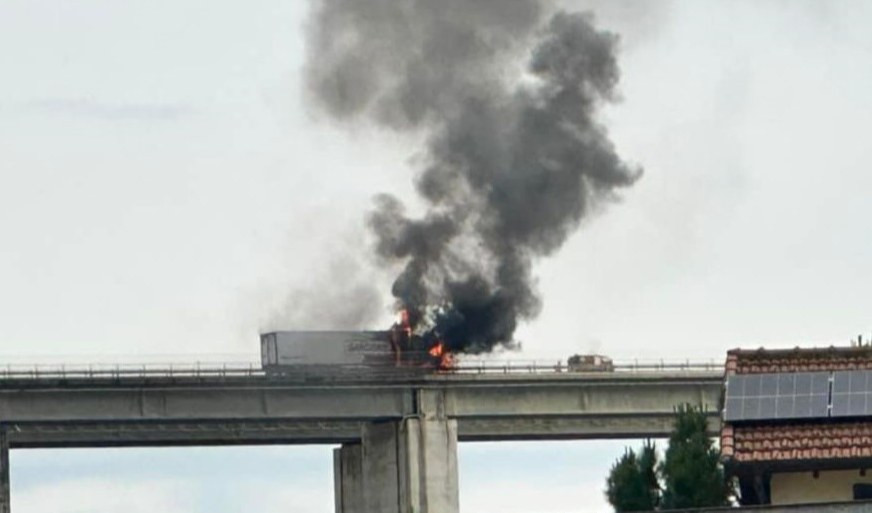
[428,341,454,369]
[440,351,455,369]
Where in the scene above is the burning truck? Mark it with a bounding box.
[259,311,617,376]
[260,311,453,376]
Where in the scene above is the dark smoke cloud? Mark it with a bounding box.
[305,1,641,353]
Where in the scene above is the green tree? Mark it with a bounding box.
[638,440,660,506]
[606,441,659,512]
[659,404,730,509]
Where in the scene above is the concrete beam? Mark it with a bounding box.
[0,386,412,422]
[457,413,722,441]
[5,420,364,448]
[442,380,720,417]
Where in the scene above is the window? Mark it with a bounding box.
[852,483,872,500]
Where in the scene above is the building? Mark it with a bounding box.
[721,346,872,505]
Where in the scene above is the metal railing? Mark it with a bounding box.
[0,362,264,380]
[0,358,723,381]
[450,359,723,374]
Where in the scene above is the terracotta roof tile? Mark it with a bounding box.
[723,421,872,463]
[726,346,872,374]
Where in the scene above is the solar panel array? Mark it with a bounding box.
[724,372,829,422]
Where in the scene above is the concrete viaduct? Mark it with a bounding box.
[0,367,724,513]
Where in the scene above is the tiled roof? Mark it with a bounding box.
[722,422,872,463]
[721,346,872,466]
[725,346,872,375]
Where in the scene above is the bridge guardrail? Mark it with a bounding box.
[451,359,723,374]
[0,359,723,381]
[0,362,265,380]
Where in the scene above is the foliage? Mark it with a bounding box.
[606,441,659,512]
[638,441,660,506]
[605,405,733,512]
[659,404,731,509]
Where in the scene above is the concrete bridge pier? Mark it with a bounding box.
[0,429,9,513]
[334,418,459,513]
[334,443,363,513]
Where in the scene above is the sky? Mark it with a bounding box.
[2,0,872,511]
[11,441,633,513]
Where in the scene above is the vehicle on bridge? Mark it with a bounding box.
[566,354,615,372]
[260,328,444,377]
[260,307,458,378]
[261,331,617,376]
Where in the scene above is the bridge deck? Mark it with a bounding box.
[0,369,724,447]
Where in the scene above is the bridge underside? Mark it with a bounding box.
[4,414,720,448]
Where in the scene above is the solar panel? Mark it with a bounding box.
[794,395,811,417]
[811,392,829,417]
[725,398,743,421]
[725,371,831,422]
[778,373,795,395]
[851,371,868,393]
[795,373,812,395]
[776,395,794,418]
[724,375,744,421]
[850,393,867,416]
[745,374,762,396]
[831,370,872,418]
[742,397,761,420]
[761,374,777,396]
[812,373,830,395]
[833,371,850,393]
[760,396,777,418]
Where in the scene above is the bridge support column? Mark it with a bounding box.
[334,418,458,513]
[0,429,9,513]
[333,444,363,513]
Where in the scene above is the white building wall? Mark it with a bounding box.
[771,469,872,505]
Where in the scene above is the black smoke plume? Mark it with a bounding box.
[305,1,641,354]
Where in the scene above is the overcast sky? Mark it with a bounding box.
[2,0,872,512]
